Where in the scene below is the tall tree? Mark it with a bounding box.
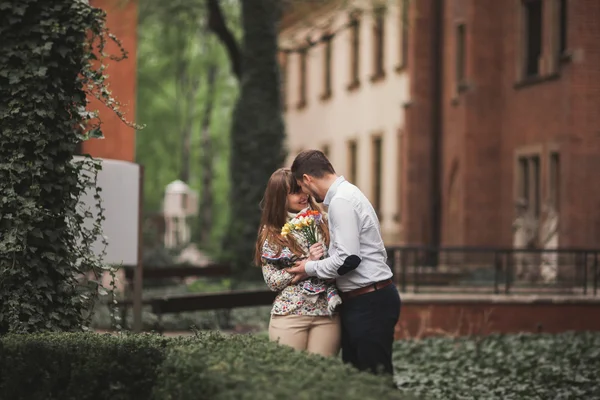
[198,61,218,245]
[207,0,242,80]
[222,0,286,279]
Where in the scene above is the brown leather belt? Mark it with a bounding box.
[341,279,393,301]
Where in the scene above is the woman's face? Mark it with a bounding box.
[287,190,308,213]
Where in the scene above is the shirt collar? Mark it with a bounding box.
[324,175,345,206]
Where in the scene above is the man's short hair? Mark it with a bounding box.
[291,150,336,180]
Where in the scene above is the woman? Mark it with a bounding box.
[254,168,341,357]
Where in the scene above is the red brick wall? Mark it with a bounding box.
[405,0,600,248]
[401,0,436,245]
[439,0,467,246]
[82,0,137,162]
[395,298,600,339]
[496,0,568,247]
[561,0,600,248]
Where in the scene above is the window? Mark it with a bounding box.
[297,49,308,109]
[549,152,560,212]
[517,154,541,218]
[348,12,361,90]
[372,136,383,218]
[279,52,289,110]
[518,157,530,201]
[523,0,543,77]
[456,23,466,89]
[531,156,540,217]
[558,0,567,56]
[397,0,409,70]
[371,6,386,80]
[321,34,333,99]
[397,131,404,223]
[347,140,357,184]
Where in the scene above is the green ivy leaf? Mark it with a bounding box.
[87,128,104,139]
[8,75,20,85]
[0,0,130,334]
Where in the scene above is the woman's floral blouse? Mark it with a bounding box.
[260,211,341,316]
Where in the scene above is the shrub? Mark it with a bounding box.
[153,332,407,400]
[0,332,409,400]
[0,333,173,400]
[393,332,600,399]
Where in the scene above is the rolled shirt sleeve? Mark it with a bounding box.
[305,197,361,280]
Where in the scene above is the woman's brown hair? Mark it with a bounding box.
[253,167,330,266]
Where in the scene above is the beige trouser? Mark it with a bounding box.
[269,314,341,357]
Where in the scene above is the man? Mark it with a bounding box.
[286,150,401,377]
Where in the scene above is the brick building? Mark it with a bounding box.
[402,0,600,248]
[81,0,138,162]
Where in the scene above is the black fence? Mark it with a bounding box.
[386,246,600,295]
[114,246,599,331]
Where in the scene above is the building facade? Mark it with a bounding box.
[280,0,410,244]
[283,0,600,249]
[403,0,600,249]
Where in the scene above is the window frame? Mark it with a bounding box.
[347,11,361,92]
[321,33,333,101]
[455,22,467,92]
[296,48,308,110]
[395,0,409,72]
[370,5,387,83]
[371,133,384,219]
[279,51,289,111]
[347,139,358,184]
[514,145,543,221]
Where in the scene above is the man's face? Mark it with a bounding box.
[297,175,323,203]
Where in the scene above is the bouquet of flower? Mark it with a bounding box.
[281,209,323,251]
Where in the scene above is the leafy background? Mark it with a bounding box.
[393,332,600,399]
[135,0,241,253]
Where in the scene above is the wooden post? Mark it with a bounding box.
[133,165,144,332]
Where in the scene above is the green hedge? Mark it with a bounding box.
[0,332,408,400]
[393,332,600,399]
[0,333,172,400]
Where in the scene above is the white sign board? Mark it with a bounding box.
[74,157,140,266]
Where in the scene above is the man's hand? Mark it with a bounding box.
[286,258,310,284]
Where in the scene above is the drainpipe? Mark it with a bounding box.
[430,0,443,254]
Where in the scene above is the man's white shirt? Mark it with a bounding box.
[304,176,393,292]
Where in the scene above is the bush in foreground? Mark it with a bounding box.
[0,332,407,400]
[393,332,600,399]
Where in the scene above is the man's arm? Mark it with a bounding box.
[304,197,361,280]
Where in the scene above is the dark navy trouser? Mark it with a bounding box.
[340,283,401,376]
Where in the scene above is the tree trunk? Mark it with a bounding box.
[207,0,242,80]
[179,71,200,184]
[199,63,218,245]
[223,0,286,281]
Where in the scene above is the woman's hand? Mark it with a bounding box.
[308,243,325,261]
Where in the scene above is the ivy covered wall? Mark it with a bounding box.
[0,0,124,333]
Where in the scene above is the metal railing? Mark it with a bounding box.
[386,246,600,295]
